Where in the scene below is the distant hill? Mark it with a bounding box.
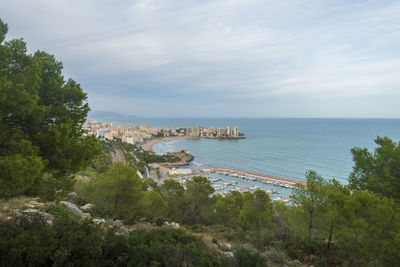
[88,110,137,122]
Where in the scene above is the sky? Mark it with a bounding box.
[1,0,400,117]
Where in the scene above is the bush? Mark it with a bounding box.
[0,216,228,266]
[233,246,268,267]
[266,247,285,264]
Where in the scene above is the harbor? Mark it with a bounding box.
[171,167,303,203]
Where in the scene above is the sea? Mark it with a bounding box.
[88,114,400,197]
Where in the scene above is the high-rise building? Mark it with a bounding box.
[233,126,239,136]
[191,126,201,137]
[226,126,232,136]
[216,128,225,138]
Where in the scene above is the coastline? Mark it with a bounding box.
[141,136,198,152]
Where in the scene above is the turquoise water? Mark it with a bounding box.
[88,115,400,184]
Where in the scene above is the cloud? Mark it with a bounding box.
[1,0,399,117]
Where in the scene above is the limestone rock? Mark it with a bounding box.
[65,192,78,201]
[222,251,234,258]
[93,218,105,224]
[104,219,114,227]
[60,201,91,219]
[164,221,180,229]
[220,242,232,251]
[23,209,39,213]
[117,226,129,235]
[210,243,218,250]
[112,220,123,228]
[81,203,95,211]
[40,212,54,221]
[81,213,91,219]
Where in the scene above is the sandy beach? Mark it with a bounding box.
[141,136,198,152]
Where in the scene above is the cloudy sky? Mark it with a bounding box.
[1,0,400,117]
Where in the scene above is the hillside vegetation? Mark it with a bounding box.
[1,19,400,266]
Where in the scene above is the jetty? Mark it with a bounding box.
[188,167,306,186]
[214,167,306,186]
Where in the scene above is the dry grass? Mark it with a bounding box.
[1,196,36,210]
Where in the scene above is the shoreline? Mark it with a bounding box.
[141,136,199,152]
[141,136,304,186]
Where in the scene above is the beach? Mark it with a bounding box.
[141,136,198,152]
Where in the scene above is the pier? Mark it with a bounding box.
[191,167,306,186]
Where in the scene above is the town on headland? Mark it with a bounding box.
[84,120,245,147]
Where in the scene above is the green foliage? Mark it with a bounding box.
[233,246,267,267]
[125,227,224,266]
[0,215,104,267]
[290,171,327,245]
[0,217,228,266]
[240,190,273,231]
[349,136,400,201]
[0,19,100,198]
[185,176,215,224]
[143,190,167,220]
[158,179,185,220]
[85,140,113,174]
[214,191,243,227]
[42,203,79,220]
[84,163,144,220]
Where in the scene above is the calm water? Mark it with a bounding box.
[88,115,400,184]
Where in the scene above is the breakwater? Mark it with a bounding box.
[193,167,306,187]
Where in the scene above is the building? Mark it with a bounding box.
[104,131,113,140]
[233,126,239,136]
[186,126,201,137]
[216,128,225,138]
[226,126,232,136]
[95,129,111,137]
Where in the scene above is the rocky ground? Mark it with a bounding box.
[0,193,309,266]
[161,151,195,168]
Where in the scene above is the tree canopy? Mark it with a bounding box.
[349,136,400,201]
[0,18,99,198]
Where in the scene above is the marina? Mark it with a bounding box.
[172,167,299,202]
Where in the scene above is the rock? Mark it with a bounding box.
[65,192,78,201]
[60,201,91,219]
[1,205,9,211]
[14,211,22,217]
[81,213,91,219]
[209,243,218,250]
[117,226,129,235]
[171,222,180,229]
[104,219,114,227]
[112,220,123,228]
[81,203,95,211]
[24,204,36,209]
[60,201,82,215]
[164,221,180,229]
[46,220,53,225]
[23,209,39,213]
[222,251,234,258]
[93,218,105,224]
[220,242,232,250]
[28,201,43,207]
[40,212,54,221]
